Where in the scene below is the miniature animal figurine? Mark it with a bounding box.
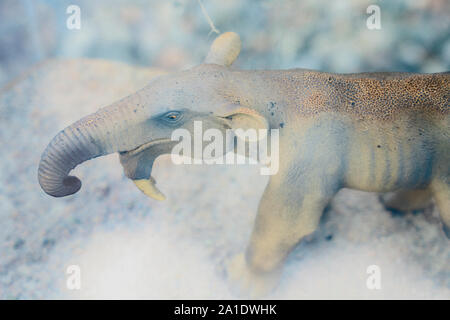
[38,32,449,296]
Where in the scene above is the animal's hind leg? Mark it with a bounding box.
[431,178,450,239]
[380,188,432,214]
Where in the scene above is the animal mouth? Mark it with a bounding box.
[120,138,173,156]
[119,138,176,201]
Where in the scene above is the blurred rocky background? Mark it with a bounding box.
[0,0,449,87]
[0,0,449,299]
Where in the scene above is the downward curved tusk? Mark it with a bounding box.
[133,177,166,201]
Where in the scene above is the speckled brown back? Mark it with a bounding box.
[232,69,449,121]
[329,71,449,120]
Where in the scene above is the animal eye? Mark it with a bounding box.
[162,111,182,122]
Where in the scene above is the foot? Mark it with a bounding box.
[443,225,450,239]
[225,253,280,298]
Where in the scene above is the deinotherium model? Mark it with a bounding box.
[38,32,449,295]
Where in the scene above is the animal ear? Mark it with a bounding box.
[205,32,241,67]
[218,105,268,141]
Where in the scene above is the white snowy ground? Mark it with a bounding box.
[0,59,448,299]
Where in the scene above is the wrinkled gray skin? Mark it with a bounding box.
[38,33,450,297]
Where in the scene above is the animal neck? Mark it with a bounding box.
[223,68,334,124]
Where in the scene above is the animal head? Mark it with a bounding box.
[38,32,268,200]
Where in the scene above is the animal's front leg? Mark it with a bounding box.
[226,171,339,297]
[431,178,450,239]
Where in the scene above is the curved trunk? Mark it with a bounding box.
[38,93,147,197]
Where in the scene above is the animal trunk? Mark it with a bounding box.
[38,94,143,197]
